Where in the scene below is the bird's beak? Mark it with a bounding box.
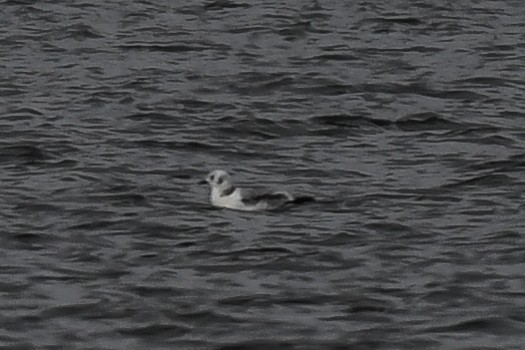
[198,179,207,185]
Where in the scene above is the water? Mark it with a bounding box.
[1,1,524,349]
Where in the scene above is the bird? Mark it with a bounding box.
[199,169,314,211]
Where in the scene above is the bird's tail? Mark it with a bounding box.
[287,196,315,205]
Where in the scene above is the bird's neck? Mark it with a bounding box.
[211,186,235,201]
[220,186,236,196]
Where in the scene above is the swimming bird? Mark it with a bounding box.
[199,170,314,211]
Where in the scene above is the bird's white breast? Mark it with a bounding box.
[210,188,266,211]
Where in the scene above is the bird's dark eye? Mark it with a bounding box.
[217,176,223,184]
[210,175,215,181]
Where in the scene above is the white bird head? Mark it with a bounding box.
[200,169,234,193]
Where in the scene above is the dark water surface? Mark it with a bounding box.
[1,1,525,349]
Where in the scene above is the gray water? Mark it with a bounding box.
[1,1,525,349]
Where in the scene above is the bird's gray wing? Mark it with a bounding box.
[240,187,293,207]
